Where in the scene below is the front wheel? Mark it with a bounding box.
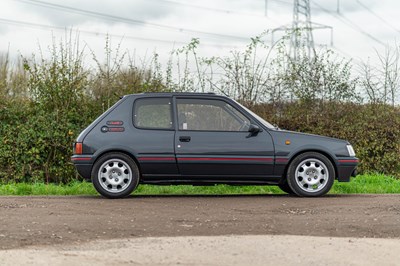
[287,152,335,197]
[91,153,140,199]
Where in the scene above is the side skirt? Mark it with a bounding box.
[140,174,281,186]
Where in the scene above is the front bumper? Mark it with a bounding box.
[71,155,93,180]
[337,158,358,182]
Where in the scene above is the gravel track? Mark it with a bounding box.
[0,194,399,265]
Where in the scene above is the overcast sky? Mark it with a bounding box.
[0,0,398,66]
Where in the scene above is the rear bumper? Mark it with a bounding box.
[71,155,93,180]
[337,158,358,182]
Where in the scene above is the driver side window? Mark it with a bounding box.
[176,98,250,132]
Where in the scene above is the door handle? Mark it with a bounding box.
[179,136,191,142]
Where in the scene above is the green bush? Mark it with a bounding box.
[0,35,169,183]
[0,100,88,183]
[0,35,400,183]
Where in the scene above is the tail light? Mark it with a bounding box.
[74,142,83,155]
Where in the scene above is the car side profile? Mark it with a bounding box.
[71,93,358,198]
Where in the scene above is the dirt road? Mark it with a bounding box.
[0,194,399,265]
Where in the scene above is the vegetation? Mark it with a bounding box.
[0,174,398,196]
[0,31,400,184]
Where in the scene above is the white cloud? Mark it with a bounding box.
[0,0,398,65]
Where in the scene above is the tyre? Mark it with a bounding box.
[278,180,295,195]
[91,153,140,199]
[287,152,335,197]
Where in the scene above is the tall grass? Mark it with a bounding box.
[0,174,398,196]
[332,173,400,194]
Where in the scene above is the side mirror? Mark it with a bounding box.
[247,124,261,138]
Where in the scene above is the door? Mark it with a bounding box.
[132,97,178,176]
[174,97,275,179]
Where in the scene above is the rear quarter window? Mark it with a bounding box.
[133,98,173,130]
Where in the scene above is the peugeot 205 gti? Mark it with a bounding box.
[72,93,358,198]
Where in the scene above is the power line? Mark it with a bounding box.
[269,0,328,12]
[331,45,363,65]
[338,13,386,47]
[13,0,251,42]
[147,0,282,26]
[270,0,292,6]
[0,17,240,49]
[0,17,185,45]
[310,0,386,47]
[356,0,400,35]
[147,0,261,17]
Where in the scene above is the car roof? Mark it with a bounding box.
[123,92,223,98]
[132,92,215,96]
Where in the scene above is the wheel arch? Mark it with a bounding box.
[92,148,142,175]
[282,149,338,182]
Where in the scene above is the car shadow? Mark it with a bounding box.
[78,193,354,199]
[127,194,355,198]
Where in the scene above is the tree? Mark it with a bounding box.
[359,45,400,106]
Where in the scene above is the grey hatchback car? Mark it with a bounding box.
[72,93,358,198]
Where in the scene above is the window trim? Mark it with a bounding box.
[174,97,253,133]
[132,97,175,131]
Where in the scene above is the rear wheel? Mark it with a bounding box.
[91,153,140,199]
[287,152,335,197]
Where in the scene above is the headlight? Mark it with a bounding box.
[346,145,356,157]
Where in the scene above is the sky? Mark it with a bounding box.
[0,0,398,66]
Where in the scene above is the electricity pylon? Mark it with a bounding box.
[272,0,333,62]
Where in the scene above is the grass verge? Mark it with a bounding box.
[0,174,398,196]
